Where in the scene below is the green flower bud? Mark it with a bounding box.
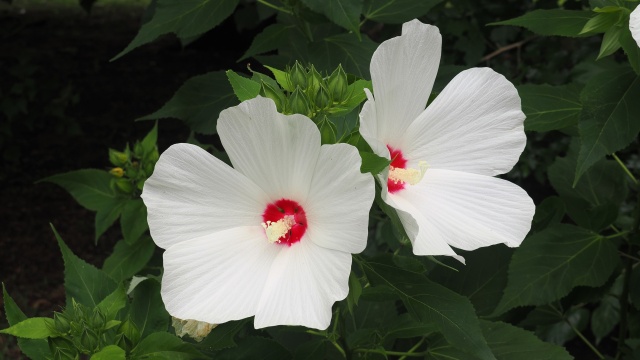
[109,167,124,178]
[143,163,154,177]
[53,312,71,334]
[48,336,76,355]
[115,179,134,194]
[118,318,141,346]
[115,333,132,353]
[289,61,307,89]
[52,347,78,360]
[306,65,323,99]
[327,64,348,103]
[260,81,285,111]
[147,148,159,164]
[79,328,100,352]
[314,85,331,110]
[89,308,106,330]
[108,149,128,167]
[318,118,337,145]
[133,142,144,158]
[288,86,310,116]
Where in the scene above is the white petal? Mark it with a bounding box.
[403,68,526,176]
[631,6,640,48]
[395,169,534,252]
[367,20,442,147]
[304,144,374,253]
[142,143,268,249]
[217,97,321,201]
[359,90,392,160]
[254,240,351,330]
[161,226,280,324]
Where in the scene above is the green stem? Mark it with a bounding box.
[256,0,293,14]
[353,348,428,357]
[331,340,347,359]
[398,337,427,360]
[612,153,638,185]
[606,231,631,240]
[568,321,605,360]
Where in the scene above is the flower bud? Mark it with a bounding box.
[89,308,106,329]
[109,167,124,178]
[327,64,348,103]
[260,81,285,111]
[314,85,331,110]
[288,86,310,116]
[306,65,323,99]
[108,149,128,167]
[133,142,144,158]
[115,333,133,353]
[289,61,307,89]
[115,179,134,194]
[53,312,71,334]
[118,318,141,345]
[79,328,100,352]
[318,118,337,145]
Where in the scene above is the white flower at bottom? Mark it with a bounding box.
[359,20,535,262]
[631,5,640,48]
[142,97,374,330]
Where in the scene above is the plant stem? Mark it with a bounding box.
[256,0,293,14]
[612,153,638,185]
[606,231,631,240]
[353,348,428,357]
[398,337,427,360]
[568,321,605,360]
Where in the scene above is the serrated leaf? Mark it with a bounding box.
[96,285,128,321]
[103,237,155,282]
[575,67,640,183]
[597,25,623,59]
[95,198,126,243]
[363,0,442,24]
[264,65,293,92]
[197,319,249,351]
[301,0,362,34]
[308,33,376,78]
[140,122,158,155]
[240,24,294,61]
[121,199,149,245]
[620,23,640,74]
[0,318,56,339]
[215,336,291,360]
[480,320,573,360]
[346,271,363,314]
[40,169,117,211]
[360,258,496,360]
[518,84,582,132]
[53,225,118,308]
[359,151,390,175]
[130,279,170,339]
[530,196,566,233]
[130,332,203,359]
[226,70,261,102]
[580,12,620,35]
[383,313,438,340]
[489,10,594,37]
[113,0,240,60]
[493,224,619,315]
[536,307,590,345]
[91,345,126,360]
[293,339,330,360]
[139,71,236,134]
[2,285,50,359]
[591,293,620,343]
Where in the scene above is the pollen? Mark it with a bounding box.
[262,216,296,244]
[388,161,428,186]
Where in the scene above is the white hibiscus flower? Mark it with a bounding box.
[631,5,640,48]
[359,19,535,262]
[142,97,374,330]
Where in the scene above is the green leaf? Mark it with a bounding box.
[480,320,572,360]
[308,33,377,79]
[53,225,118,308]
[429,246,512,316]
[130,332,203,359]
[226,70,261,102]
[103,237,155,282]
[363,0,443,24]
[580,12,620,35]
[383,313,438,340]
[240,24,295,62]
[130,279,170,339]
[591,293,620,343]
[631,266,640,309]
[215,336,291,360]
[518,84,582,132]
[359,257,496,360]
[113,0,240,60]
[265,65,293,92]
[96,285,128,321]
[197,319,249,351]
[300,0,362,34]
[2,285,50,359]
[330,79,371,116]
[359,151,390,175]
[597,25,623,59]
[493,224,619,315]
[0,318,56,339]
[293,339,331,360]
[530,196,565,233]
[489,10,594,37]
[120,199,149,245]
[95,199,126,243]
[620,23,640,74]
[91,345,126,360]
[140,122,158,155]
[346,271,363,314]
[139,71,237,134]
[575,67,640,183]
[41,169,117,211]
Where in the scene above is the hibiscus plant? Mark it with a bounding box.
[3,0,640,359]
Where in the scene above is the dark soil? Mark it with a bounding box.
[0,3,254,358]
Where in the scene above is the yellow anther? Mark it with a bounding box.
[388,161,428,186]
[262,216,295,243]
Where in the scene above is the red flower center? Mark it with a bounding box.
[387,145,407,194]
[262,199,307,246]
